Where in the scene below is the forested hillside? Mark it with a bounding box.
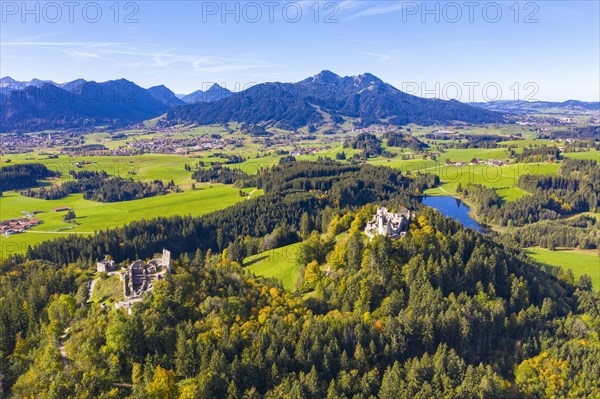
[461,159,599,229]
[0,160,598,398]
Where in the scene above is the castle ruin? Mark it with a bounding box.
[122,249,172,300]
[365,207,411,240]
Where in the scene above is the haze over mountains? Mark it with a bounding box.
[470,100,600,114]
[4,71,595,133]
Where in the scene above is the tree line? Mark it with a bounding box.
[21,170,169,202]
[0,163,59,191]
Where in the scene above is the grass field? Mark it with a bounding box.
[526,248,600,290]
[0,184,257,257]
[435,148,509,162]
[495,187,530,201]
[562,151,600,161]
[3,153,227,186]
[90,274,124,304]
[423,162,560,198]
[244,242,303,291]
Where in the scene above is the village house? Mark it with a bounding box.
[485,159,508,166]
[1,217,41,236]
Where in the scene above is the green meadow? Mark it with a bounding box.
[527,248,600,290]
[423,163,560,199]
[244,242,303,291]
[563,151,600,161]
[3,153,227,186]
[0,185,258,257]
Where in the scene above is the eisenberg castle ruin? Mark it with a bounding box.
[365,207,411,240]
[124,248,172,298]
[95,249,172,312]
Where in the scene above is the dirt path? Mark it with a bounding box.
[247,189,258,199]
[87,278,100,303]
[59,326,71,371]
[438,186,452,194]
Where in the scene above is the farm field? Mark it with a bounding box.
[244,242,303,291]
[423,162,560,197]
[0,184,258,257]
[3,153,227,186]
[562,151,600,160]
[434,148,509,162]
[526,248,600,290]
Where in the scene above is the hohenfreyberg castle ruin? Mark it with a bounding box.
[365,207,411,240]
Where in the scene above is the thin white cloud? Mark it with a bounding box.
[65,50,105,60]
[1,40,274,75]
[344,1,406,20]
[1,41,129,48]
[364,52,392,62]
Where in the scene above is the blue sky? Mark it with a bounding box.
[1,0,598,101]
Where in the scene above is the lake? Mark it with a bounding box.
[422,196,489,233]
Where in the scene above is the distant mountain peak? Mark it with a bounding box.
[27,78,56,87]
[206,83,229,92]
[148,85,185,107]
[311,70,340,83]
[181,83,233,104]
[0,76,17,84]
[1,78,169,132]
[148,85,175,95]
[355,72,382,82]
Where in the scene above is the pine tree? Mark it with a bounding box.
[379,362,402,398]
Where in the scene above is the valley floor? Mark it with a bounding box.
[526,248,600,290]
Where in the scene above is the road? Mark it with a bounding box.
[24,230,95,235]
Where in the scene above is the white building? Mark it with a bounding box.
[365,207,411,240]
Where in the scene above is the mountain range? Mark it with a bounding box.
[0,78,169,132]
[0,78,236,132]
[0,72,511,132]
[165,71,505,130]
